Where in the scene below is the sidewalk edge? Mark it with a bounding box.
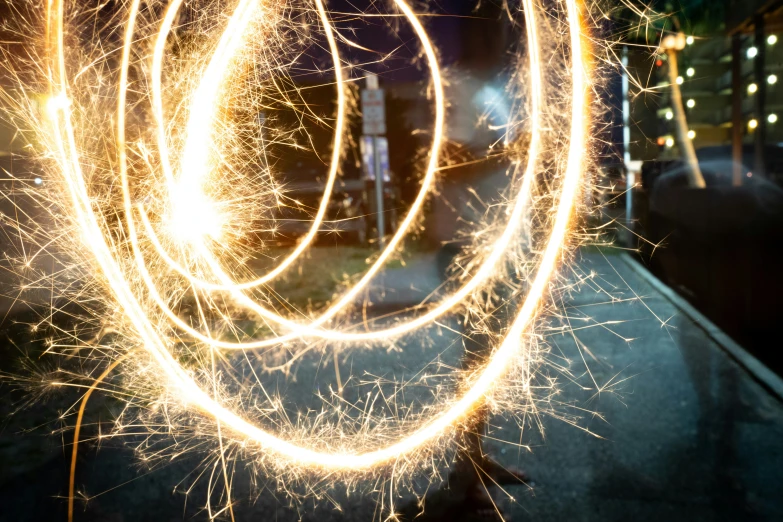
[620,253,783,402]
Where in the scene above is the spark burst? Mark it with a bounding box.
[1,0,601,518]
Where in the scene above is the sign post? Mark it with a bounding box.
[361,74,387,249]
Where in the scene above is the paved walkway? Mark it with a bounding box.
[1,250,782,521]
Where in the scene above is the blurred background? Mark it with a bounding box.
[1,0,783,521]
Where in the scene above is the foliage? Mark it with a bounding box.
[660,0,728,34]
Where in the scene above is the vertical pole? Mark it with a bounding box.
[732,33,744,186]
[754,14,767,177]
[667,48,706,188]
[373,136,385,248]
[622,46,634,240]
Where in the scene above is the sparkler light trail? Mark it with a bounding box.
[3,0,596,515]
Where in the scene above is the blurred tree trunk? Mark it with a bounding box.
[667,49,706,188]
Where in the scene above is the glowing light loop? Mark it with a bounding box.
[44,0,588,470]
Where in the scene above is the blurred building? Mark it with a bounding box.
[639,0,783,183]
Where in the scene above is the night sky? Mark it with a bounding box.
[317,0,512,82]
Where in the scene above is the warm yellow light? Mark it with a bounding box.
[769,74,778,85]
[748,47,759,59]
[665,137,675,147]
[769,35,778,45]
[45,93,70,115]
[686,67,695,77]
[749,119,759,129]
[165,184,225,244]
[676,76,684,85]
[687,130,696,140]
[748,83,759,94]
[686,36,695,45]
[43,0,589,473]
[769,113,778,124]
[665,110,674,120]
[686,99,696,109]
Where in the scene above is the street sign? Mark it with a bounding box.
[361,75,388,248]
[360,136,390,182]
[361,89,386,136]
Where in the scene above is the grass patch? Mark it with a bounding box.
[257,245,416,310]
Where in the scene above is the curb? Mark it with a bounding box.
[620,253,783,403]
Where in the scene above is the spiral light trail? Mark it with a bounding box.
[39,0,589,473]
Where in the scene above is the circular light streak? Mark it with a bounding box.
[43,0,588,471]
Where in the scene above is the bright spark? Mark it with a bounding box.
[2,0,600,514]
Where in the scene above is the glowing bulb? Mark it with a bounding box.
[769,35,778,45]
[769,113,778,124]
[686,99,696,109]
[748,47,758,59]
[686,36,695,45]
[769,74,778,85]
[749,119,759,130]
[676,76,684,85]
[686,67,695,77]
[665,110,674,120]
[34,177,43,185]
[687,130,696,140]
[748,83,758,94]
[666,137,675,147]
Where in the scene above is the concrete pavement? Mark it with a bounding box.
[1,249,781,521]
